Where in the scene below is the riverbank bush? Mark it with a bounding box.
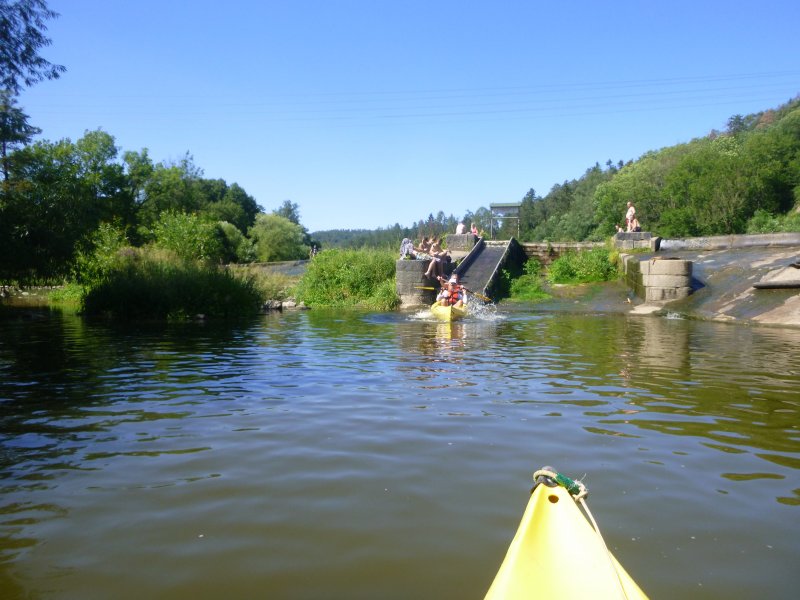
[745,209,800,233]
[81,248,263,319]
[547,248,618,284]
[228,265,297,302]
[295,248,399,310]
[508,258,550,301]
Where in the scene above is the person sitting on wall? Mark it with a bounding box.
[456,222,466,234]
[399,238,416,259]
[415,237,432,260]
[424,237,449,279]
[630,217,642,232]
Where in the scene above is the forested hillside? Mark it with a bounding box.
[312,207,494,250]
[318,96,800,246]
[592,97,800,238]
[489,96,800,242]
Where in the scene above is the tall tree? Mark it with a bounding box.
[0,0,66,95]
[0,89,39,180]
[249,213,309,262]
[273,199,301,224]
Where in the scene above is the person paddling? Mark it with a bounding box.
[436,274,465,308]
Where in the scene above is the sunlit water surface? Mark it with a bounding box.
[1,306,799,599]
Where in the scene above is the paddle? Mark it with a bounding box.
[462,287,492,303]
[414,285,492,303]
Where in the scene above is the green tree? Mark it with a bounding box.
[249,213,309,262]
[151,211,224,263]
[0,0,65,95]
[2,130,133,281]
[218,221,256,263]
[273,199,301,224]
[0,90,40,180]
[137,158,202,233]
[205,182,260,233]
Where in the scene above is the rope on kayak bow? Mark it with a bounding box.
[532,467,628,597]
[533,467,606,547]
[533,468,588,500]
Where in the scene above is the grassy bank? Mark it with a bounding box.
[295,248,399,310]
[47,246,398,319]
[507,247,619,301]
[46,246,265,319]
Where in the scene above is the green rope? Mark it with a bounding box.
[555,472,583,496]
[533,467,588,500]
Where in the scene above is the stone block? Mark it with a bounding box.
[645,286,692,302]
[643,274,692,288]
[648,258,692,276]
[446,234,477,251]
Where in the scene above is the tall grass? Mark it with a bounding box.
[295,248,399,310]
[228,264,297,302]
[81,248,263,319]
[546,248,619,284]
[507,258,550,301]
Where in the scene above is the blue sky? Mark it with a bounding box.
[21,0,800,233]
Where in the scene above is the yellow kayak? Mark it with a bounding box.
[430,302,467,321]
[485,470,648,599]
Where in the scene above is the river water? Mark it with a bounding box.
[1,303,799,599]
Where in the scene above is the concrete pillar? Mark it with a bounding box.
[396,259,436,306]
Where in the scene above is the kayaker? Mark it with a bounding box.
[436,275,465,307]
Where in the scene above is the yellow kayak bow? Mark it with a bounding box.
[430,302,468,321]
[485,469,648,599]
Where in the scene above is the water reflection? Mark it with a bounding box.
[1,307,799,598]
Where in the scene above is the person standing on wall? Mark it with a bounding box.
[625,202,636,232]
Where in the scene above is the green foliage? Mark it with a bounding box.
[0,0,66,96]
[547,248,618,284]
[311,207,475,251]
[521,164,620,242]
[48,282,84,308]
[229,264,296,302]
[745,209,800,233]
[151,211,225,263]
[72,222,129,284]
[295,248,398,310]
[218,221,256,263]
[2,130,132,282]
[81,248,263,319]
[508,258,550,301]
[0,91,41,179]
[248,213,309,262]
[592,99,800,239]
[273,200,302,224]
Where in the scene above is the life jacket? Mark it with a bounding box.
[447,287,462,304]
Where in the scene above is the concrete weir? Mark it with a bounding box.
[395,259,437,306]
[621,254,693,303]
[396,235,525,306]
[614,232,693,304]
